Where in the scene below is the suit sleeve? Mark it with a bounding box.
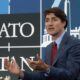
[48,44,80,80]
[22,71,47,80]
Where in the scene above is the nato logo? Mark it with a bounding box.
[0,1,40,79]
[0,0,40,52]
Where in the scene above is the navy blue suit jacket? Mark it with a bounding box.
[22,32,80,80]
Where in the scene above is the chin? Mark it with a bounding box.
[48,32,56,35]
[51,32,58,36]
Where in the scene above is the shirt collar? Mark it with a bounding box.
[53,31,66,48]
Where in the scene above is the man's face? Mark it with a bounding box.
[45,13,66,37]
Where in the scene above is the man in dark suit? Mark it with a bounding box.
[4,7,80,80]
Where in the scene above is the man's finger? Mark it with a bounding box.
[4,59,10,68]
[36,53,40,60]
[26,58,32,64]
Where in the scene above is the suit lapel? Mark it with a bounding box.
[45,43,53,65]
[52,32,70,65]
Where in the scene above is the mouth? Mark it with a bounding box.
[48,28,54,30]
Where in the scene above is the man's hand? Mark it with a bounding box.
[26,54,49,71]
[4,59,23,77]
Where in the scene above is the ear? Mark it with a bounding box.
[62,21,66,28]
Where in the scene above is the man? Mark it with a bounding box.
[4,7,80,80]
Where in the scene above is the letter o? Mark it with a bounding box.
[20,22,35,37]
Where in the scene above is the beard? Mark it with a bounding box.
[51,31,61,40]
[52,32,59,36]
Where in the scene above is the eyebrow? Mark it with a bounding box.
[45,16,57,20]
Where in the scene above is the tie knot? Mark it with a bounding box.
[53,42,57,47]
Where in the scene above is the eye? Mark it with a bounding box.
[45,18,49,22]
[54,18,58,21]
[52,17,58,21]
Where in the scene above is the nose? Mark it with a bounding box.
[48,20,53,26]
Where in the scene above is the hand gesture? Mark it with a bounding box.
[26,54,49,71]
[4,59,21,76]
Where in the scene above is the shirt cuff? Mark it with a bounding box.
[44,67,50,77]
